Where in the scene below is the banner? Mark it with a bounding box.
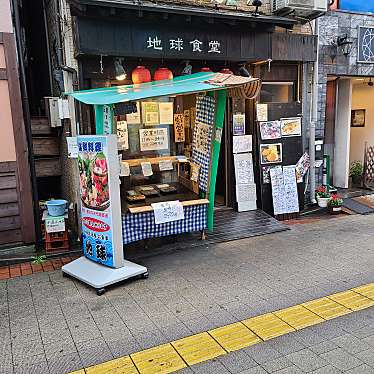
[78,135,124,268]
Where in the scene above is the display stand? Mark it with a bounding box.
[62,257,148,295]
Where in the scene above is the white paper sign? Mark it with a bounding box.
[66,137,78,158]
[234,153,254,184]
[236,183,257,202]
[58,99,70,119]
[126,102,141,124]
[152,200,185,224]
[256,103,268,122]
[141,162,153,177]
[270,166,286,216]
[283,166,300,214]
[159,159,173,171]
[120,161,130,177]
[233,135,252,154]
[117,121,129,150]
[103,105,112,135]
[45,216,65,233]
[159,102,174,125]
[139,128,169,151]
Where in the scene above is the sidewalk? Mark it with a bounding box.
[2,214,374,373]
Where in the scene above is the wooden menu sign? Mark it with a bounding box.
[174,114,185,142]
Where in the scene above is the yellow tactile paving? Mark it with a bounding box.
[70,371,86,374]
[131,344,186,374]
[85,356,138,374]
[352,283,374,300]
[242,313,295,340]
[209,322,262,352]
[171,332,226,366]
[328,290,374,311]
[302,297,351,320]
[274,305,325,330]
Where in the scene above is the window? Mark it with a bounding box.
[259,82,295,103]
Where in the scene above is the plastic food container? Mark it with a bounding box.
[46,199,67,217]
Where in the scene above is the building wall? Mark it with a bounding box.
[0,0,12,33]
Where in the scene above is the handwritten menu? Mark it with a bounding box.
[256,103,268,122]
[139,128,169,151]
[141,162,153,177]
[237,184,257,212]
[117,120,129,150]
[270,166,299,215]
[159,159,174,171]
[233,135,252,154]
[159,102,174,125]
[151,201,185,224]
[193,122,211,153]
[234,153,254,184]
[174,114,185,142]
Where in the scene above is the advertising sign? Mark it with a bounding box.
[340,1,374,13]
[78,135,124,268]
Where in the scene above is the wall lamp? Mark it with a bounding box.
[330,34,353,62]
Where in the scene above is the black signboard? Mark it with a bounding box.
[358,26,374,63]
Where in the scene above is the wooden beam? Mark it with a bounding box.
[0,68,7,80]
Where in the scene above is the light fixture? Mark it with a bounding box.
[251,0,262,16]
[114,58,127,81]
[330,34,353,61]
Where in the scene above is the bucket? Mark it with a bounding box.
[46,199,67,217]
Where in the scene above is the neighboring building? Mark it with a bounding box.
[318,0,374,189]
[0,0,35,246]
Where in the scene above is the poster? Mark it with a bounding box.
[159,159,174,171]
[233,135,252,154]
[66,137,78,158]
[151,201,184,224]
[141,162,153,177]
[236,184,257,212]
[117,121,129,150]
[142,102,159,125]
[120,161,130,177]
[193,122,211,153]
[126,102,141,125]
[260,143,282,164]
[283,166,300,214]
[295,153,310,183]
[174,114,185,142]
[256,103,268,122]
[234,153,254,184]
[281,117,302,137]
[78,135,124,268]
[233,113,245,135]
[159,102,174,125]
[270,166,285,216]
[139,128,169,151]
[259,121,281,140]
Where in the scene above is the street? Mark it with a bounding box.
[2,214,374,373]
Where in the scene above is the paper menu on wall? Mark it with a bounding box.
[270,166,286,216]
[141,162,153,177]
[158,159,174,171]
[142,102,159,125]
[120,161,130,177]
[236,183,257,211]
[126,102,141,124]
[283,166,299,214]
[234,153,254,184]
[159,102,174,125]
[233,135,252,154]
[117,120,129,150]
[151,200,184,224]
[256,103,268,122]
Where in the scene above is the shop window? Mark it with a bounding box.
[259,82,295,103]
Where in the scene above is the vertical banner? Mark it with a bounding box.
[78,135,124,268]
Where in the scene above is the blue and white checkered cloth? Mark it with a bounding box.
[192,95,216,192]
[122,204,208,244]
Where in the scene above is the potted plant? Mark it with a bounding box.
[315,186,330,207]
[350,161,364,187]
[328,195,343,214]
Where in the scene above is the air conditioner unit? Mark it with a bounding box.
[272,0,327,20]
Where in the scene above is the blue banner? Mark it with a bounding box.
[340,0,374,13]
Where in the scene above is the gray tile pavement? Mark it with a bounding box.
[1,214,374,372]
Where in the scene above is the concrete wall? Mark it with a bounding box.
[350,83,374,164]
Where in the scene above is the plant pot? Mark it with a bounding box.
[351,175,362,186]
[329,205,342,215]
[316,196,329,208]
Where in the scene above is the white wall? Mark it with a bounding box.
[350,84,374,165]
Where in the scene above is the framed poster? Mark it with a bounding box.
[78,135,124,269]
[351,109,366,127]
[259,121,281,140]
[260,143,282,164]
[280,117,302,137]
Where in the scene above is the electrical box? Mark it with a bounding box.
[272,0,327,20]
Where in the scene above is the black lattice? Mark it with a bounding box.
[364,146,374,185]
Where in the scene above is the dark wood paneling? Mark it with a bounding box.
[31,117,53,135]
[0,215,21,231]
[35,158,62,177]
[0,188,18,204]
[0,161,16,173]
[0,202,19,218]
[0,175,17,190]
[33,137,60,156]
[0,229,22,245]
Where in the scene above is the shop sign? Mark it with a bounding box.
[103,105,112,134]
[45,216,65,233]
[139,128,169,151]
[358,26,374,63]
[78,135,124,268]
[174,114,185,142]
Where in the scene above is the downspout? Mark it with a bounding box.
[309,18,319,204]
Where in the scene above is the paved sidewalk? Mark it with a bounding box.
[2,214,374,373]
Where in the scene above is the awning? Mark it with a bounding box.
[67,72,261,105]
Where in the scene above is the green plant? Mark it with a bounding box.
[350,161,363,178]
[315,186,330,199]
[328,195,343,207]
[31,255,47,265]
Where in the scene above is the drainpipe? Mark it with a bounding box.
[309,18,319,204]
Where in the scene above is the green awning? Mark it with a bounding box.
[67,72,261,105]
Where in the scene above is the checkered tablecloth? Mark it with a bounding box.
[122,204,208,244]
[192,95,216,192]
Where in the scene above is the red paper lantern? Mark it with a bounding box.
[132,66,151,84]
[154,67,173,81]
[220,68,234,75]
[200,67,212,72]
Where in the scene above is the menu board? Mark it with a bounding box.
[193,122,211,153]
[270,166,299,216]
[234,153,254,184]
[139,128,169,151]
